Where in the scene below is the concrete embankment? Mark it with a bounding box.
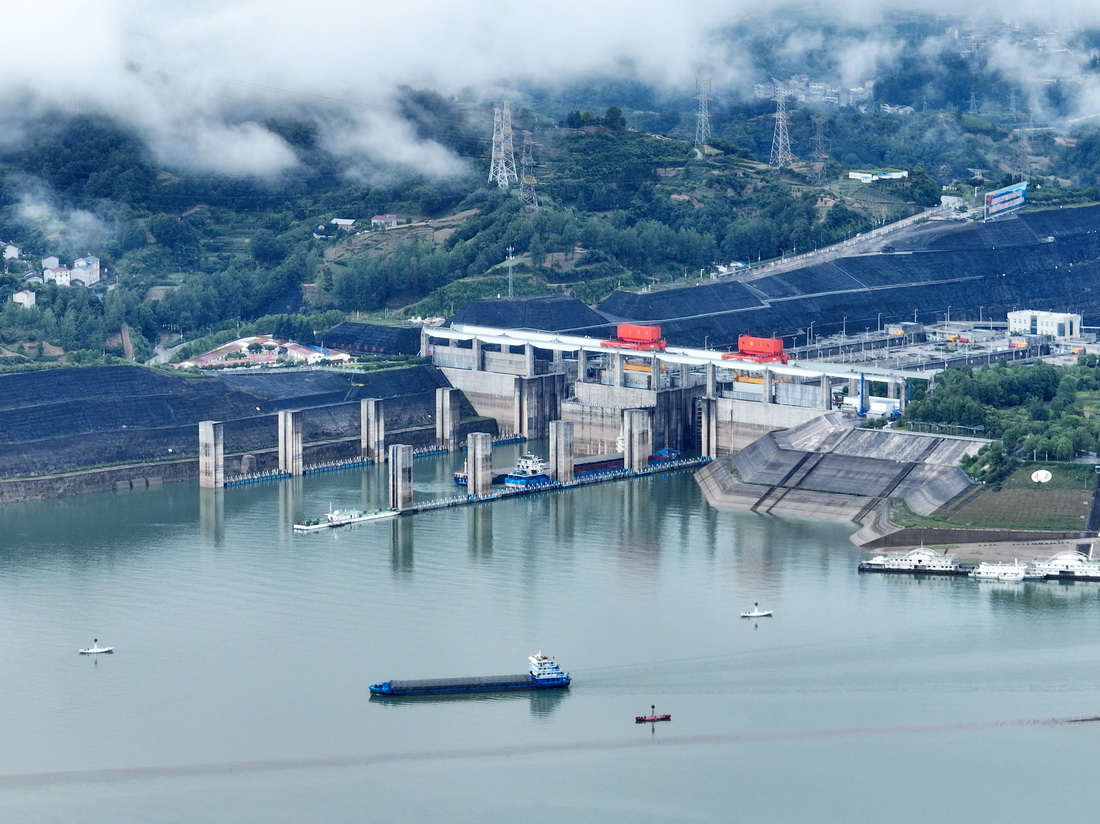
[695,414,1095,558]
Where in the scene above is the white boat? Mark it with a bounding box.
[79,639,113,654]
[969,560,1028,582]
[294,507,398,531]
[1026,550,1100,581]
[858,547,963,575]
[740,602,773,618]
[326,508,398,527]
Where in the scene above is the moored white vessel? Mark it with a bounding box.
[1026,550,1100,581]
[969,560,1028,582]
[858,547,964,575]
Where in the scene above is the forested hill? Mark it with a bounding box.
[0,86,1097,371]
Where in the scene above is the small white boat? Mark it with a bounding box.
[79,639,113,654]
[969,560,1027,582]
[740,602,773,618]
[293,507,398,531]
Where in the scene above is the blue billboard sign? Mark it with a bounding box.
[984,181,1028,219]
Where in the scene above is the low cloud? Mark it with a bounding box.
[2,0,1100,178]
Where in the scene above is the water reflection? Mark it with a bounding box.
[467,505,492,557]
[198,488,224,548]
[368,686,570,718]
[389,516,414,572]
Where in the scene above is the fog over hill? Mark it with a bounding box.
[4,0,1100,181]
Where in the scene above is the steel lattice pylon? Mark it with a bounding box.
[694,79,712,151]
[769,80,793,168]
[519,131,539,211]
[488,101,518,189]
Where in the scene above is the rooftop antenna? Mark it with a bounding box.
[769,79,794,168]
[694,78,713,154]
[488,102,518,189]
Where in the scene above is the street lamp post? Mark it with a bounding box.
[877,312,882,333]
[946,305,952,326]
[843,317,848,338]
[704,335,709,351]
[808,320,815,348]
[979,306,984,324]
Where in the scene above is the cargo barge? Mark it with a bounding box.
[369,652,571,696]
[453,449,680,486]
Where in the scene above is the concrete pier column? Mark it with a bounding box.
[898,380,910,412]
[698,398,717,458]
[821,377,834,410]
[552,349,564,373]
[762,367,773,404]
[650,356,661,389]
[388,444,414,511]
[278,409,303,476]
[613,353,624,387]
[467,432,493,499]
[549,420,575,484]
[471,337,482,371]
[361,398,385,462]
[524,344,535,377]
[623,409,652,473]
[435,387,461,451]
[679,363,689,389]
[420,327,429,357]
[198,420,224,489]
[706,362,717,397]
[577,349,588,383]
[858,376,869,415]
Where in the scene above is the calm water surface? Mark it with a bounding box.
[3,444,1100,822]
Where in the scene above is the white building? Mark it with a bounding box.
[44,266,71,287]
[1007,310,1081,339]
[12,289,35,308]
[3,243,20,261]
[73,255,101,286]
[330,218,356,231]
[41,255,59,270]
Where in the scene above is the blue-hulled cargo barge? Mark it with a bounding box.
[369,652,571,697]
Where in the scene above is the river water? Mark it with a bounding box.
[2,443,1100,822]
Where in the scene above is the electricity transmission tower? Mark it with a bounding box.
[769,80,793,168]
[519,131,540,211]
[488,102,518,189]
[694,79,712,152]
[810,116,830,186]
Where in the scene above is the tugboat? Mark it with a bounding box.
[635,705,671,723]
[369,652,571,696]
[503,455,552,488]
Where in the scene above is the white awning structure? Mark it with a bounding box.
[425,324,937,382]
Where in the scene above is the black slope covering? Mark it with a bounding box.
[593,205,1100,348]
[450,296,613,335]
[319,323,422,355]
[0,364,456,476]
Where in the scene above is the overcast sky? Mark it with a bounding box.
[3,1,1100,177]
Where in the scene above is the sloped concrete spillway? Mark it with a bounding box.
[696,413,982,533]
